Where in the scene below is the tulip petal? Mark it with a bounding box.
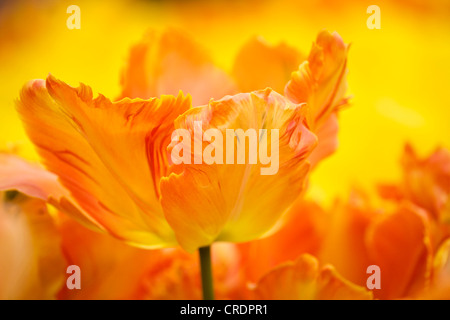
[120,29,236,105]
[232,36,304,93]
[253,254,319,300]
[365,202,433,299]
[422,238,450,299]
[285,30,348,126]
[401,144,450,221]
[319,192,375,286]
[161,89,317,252]
[17,75,190,248]
[285,31,348,165]
[238,199,328,282]
[307,113,339,167]
[316,265,373,300]
[0,153,67,201]
[0,153,103,231]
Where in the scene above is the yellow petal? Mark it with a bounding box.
[160,89,317,252]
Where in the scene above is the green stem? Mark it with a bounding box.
[199,246,214,300]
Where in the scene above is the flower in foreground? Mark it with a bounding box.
[11,29,349,253]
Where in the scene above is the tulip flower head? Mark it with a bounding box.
[13,29,348,253]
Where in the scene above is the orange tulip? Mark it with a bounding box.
[236,144,450,299]
[379,144,450,227]
[321,146,450,300]
[12,29,348,253]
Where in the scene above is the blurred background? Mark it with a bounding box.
[1,0,449,204]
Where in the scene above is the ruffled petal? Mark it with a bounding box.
[285,30,348,126]
[160,89,317,252]
[285,31,349,166]
[316,265,373,300]
[17,75,190,248]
